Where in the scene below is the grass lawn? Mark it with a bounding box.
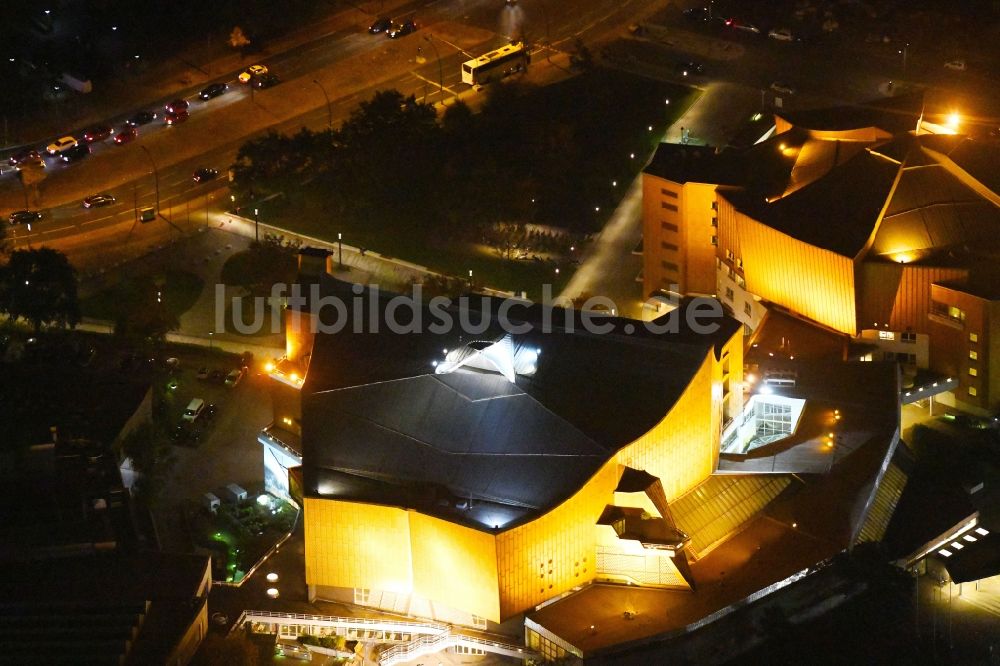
[81,270,204,322]
[256,69,698,299]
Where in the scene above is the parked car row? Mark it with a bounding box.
[197,365,246,386]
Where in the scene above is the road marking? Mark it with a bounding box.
[410,71,459,97]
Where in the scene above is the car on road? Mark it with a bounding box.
[675,60,704,76]
[83,193,116,208]
[725,18,761,34]
[193,167,219,183]
[127,110,157,126]
[165,110,189,125]
[238,64,268,83]
[60,143,91,163]
[768,27,794,41]
[9,210,42,225]
[114,125,137,144]
[8,149,42,167]
[82,124,114,143]
[770,81,796,95]
[368,17,392,34]
[944,59,966,71]
[165,99,189,114]
[46,136,78,155]
[386,20,416,39]
[199,82,228,100]
[225,367,247,387]
[683,7,710,22]
[252,72,280,89]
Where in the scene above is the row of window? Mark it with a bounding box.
[723,287,753,317]
[877,331,917,343]
[660,188,678,199]
[661,201,678,212]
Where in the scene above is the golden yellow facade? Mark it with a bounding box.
[409,512,500,621]
[717,197,857,334]
[304,334,741,621]
[495,462,620,618]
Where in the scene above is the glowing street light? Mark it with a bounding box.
[946,111,960,131]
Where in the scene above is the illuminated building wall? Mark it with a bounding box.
[495,462,620,618]
[928,284,1000,412]
[856,262,968,334]
[642,174,721,298]
[717,196,857,334]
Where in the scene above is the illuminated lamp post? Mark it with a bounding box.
[337,232,343,269]
[423,35,444,104]
[312,79,332,129]
[139,145,160,215]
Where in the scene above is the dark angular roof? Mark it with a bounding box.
[724,149,901,257]
[643,143,746,186]
[301,278,739,530]
[938,136,1000,195]
[774,92,923,134]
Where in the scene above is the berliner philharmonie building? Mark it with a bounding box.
[258,268,905,661]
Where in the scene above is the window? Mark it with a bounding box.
[725,287,734,301]
[970,332,979,343]
[661,261,679,272]
[661,241,678,251]
[931,301,965,323]
[711,216,718,227]
[902,332,917,344]
[711,235,718,246]
[744,302,752,316]
[970,350,978,360]
[726,249,734,261]
[471,615,488,630]
[354,588,371,604]
[969,367,978,377]
[660,188,678,198]
[661,221,679,232]
[711,201,718,211]
[879,330,895,341]
[969,386,978,397]
[661,201,678,212]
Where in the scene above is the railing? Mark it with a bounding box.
[379,629,535,666]
[237,609,448,634]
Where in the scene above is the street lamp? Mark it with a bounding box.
[253,207,259,243]
[337,232,343,269]
[312,80,332,129]
[209,331,214,351]
[899,42,909,74]
[423,36,444,103]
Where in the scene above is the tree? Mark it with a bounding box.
[113,279,180,355]
[0,247,80,334]
[229,26,250,50]
[483,222,529,260]
[117,420,174,506]
[220,236,299,298]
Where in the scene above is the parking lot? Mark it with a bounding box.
[152,344,275,553]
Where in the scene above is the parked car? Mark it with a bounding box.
[683,7,710,22]
[165,99,189,114]
[83,193,116,208]
[46,136,78,155]
[127,110,157,126]
[199,83,228,100]
[182,398,205,422]
[8,149,41,167]
[387,20,417,39]
[238,64,268,83]
[60,143,91,163]
[675,60,704,76]
[768,27,794,41]
[368,17,392,34]
[770,81,796,95]
[114,125,137,144]
[944,59,967,71]
[252,73,280,89]
[82,124,114,143]
[225,367,247,387]
[9,210,42,225]
[197,366,209,380]
[165,110,189,125]
[193,167,219,183]
[209,369,225,383]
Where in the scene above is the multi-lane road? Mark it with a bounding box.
[0,0,652,265]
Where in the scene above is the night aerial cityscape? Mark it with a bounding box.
[2,0,1000,664]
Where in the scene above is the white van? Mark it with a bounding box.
[182,398,205,422]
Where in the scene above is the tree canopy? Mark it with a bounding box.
[0,247,80,334]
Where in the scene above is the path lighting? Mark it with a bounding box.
[266,588,279,598]
[665,98,670,105]
[612,180,617,187]
[264,361,275,372]
[630,153,635,159]
[266,572,279,582]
